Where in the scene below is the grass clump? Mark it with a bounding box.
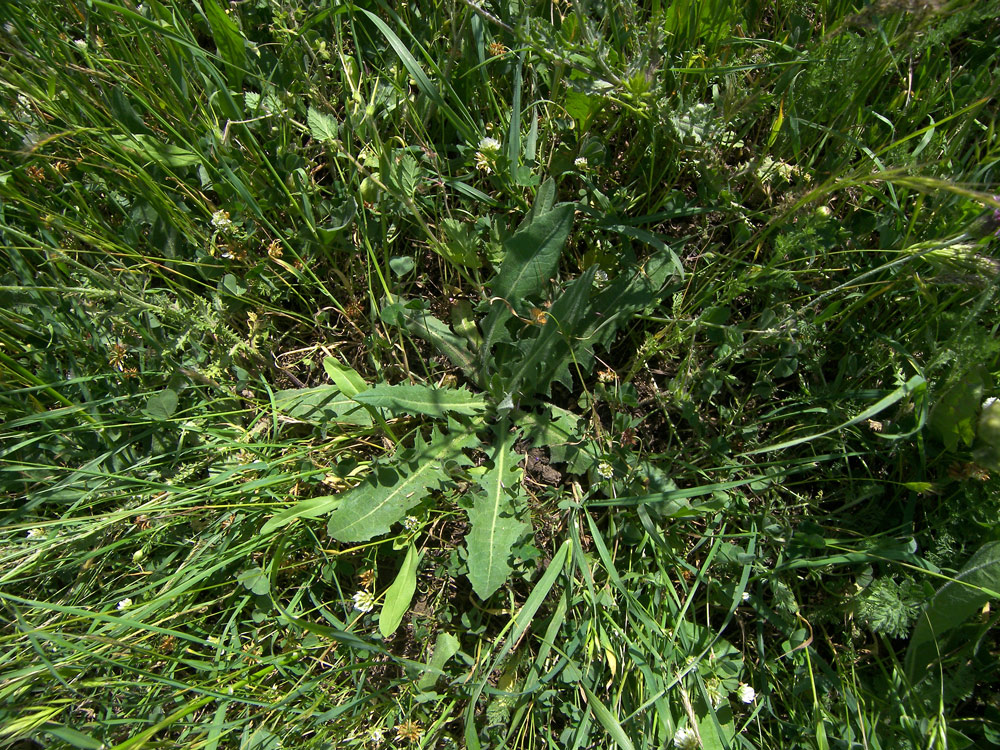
[2,1,1000,748]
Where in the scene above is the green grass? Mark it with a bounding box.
[3,1,1000,748]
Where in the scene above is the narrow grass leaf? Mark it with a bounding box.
[741,375,926,455]
[358,9,473,141]
[506,51,523,181]
[581,683,635,750]
[464,538,572,750]
[40,726,103,749]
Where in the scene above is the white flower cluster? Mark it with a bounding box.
[474,136,502,173]
[403,515,420,531]
[211,209,233,232]
[352,590,376,613]
[672,726,699,749]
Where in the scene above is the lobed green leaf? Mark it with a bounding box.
[465,424,529,599]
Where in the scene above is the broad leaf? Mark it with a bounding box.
[379,543,419,637]
[353,383,487,418]
[522,177,557,230]
[576,248,682,369]
[237,566,270,596]
[273,385,372,426]
[261,496,340,535]
[307,107,339,143]
[492,203,575,307]
[327,428,475,542]
[438,218,483,269]
[316,198,357,242]
[510,265,598,396]
[929,368,984,451]
[389,255,416,277]
[450,299,483,348]
[476,301,515,380]
[906,540,1000,677]
[322,357,368,397]
[145,388,179,420]
[522,404,580,451]
[974,397,1000,471]
[466,425,529,599]
[204,0,247,89]
[112,134,200,168]
[416,632,461,690]
[602,223,685,281]
[382,300,476,376]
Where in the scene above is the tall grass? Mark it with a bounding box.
[2,1,1000,748]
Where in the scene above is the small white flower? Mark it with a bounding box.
[477,136,501,154]
[403,515,420,531]
[73,39,88,52]
[741,591,751,602]
[26,527,44,539]
[352,590,375,613]
[574,156,588,171]
[597,461,615,479]
[594,269,609,287]
[369,726,385,745]
[211,209,232,231]
[737,683,756,704]
[474,137,502,174]
[116,598,132,611]
[672,726,699,750]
